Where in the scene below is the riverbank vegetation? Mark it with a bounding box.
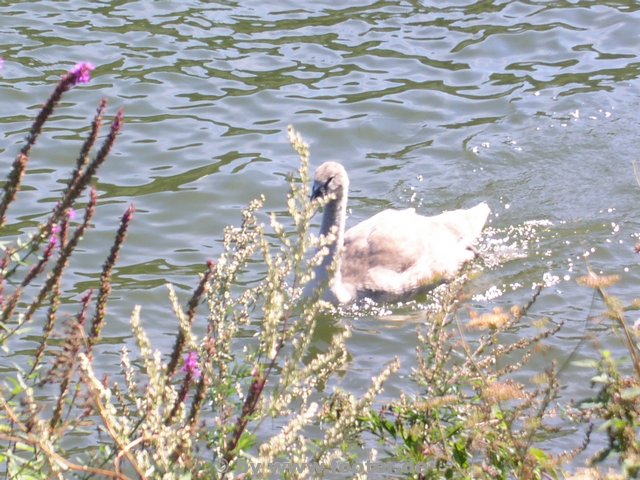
[1,66,639,479]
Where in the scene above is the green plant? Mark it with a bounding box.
[360,282,577,479]
[0,69,398,479]
[572,272,640,478]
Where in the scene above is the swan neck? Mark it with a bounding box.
[307,190,351,304]
[319,195,347,249]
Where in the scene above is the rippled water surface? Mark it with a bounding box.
[2,0,640,469]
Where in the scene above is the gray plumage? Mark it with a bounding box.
[306,161,490,304]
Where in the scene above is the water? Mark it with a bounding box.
[2,0,640,470]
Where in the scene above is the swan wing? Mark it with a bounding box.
[341,202,489,299]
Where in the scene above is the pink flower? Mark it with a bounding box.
[67,208,77,221]
[182,351,202,380]
[50,223,62,248]
[0,57,4,69]
[69,62,95,85]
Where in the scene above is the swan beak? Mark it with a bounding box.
[310,181,324,201]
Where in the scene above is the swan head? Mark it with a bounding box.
[311,161,349,203]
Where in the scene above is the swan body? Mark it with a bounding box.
[307,161,490,304]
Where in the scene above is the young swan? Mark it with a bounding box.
[306,161,490,304]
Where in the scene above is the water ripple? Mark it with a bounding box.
[2,1,640,463]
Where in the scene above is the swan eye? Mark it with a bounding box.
[324,176,335,189]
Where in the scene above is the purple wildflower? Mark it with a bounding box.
[50,223,62,248]
[182,351,202,380]
[67,208,77,221]
[0,57,4,69]
[69,62,95,85]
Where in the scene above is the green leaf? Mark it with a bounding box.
[451,439,469,468]
[237,431,256,452]
[529,447,548,462]
[578,401,602,409]
[381,417,397,437]
[571,359,599,368]
[591,373,611,384]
